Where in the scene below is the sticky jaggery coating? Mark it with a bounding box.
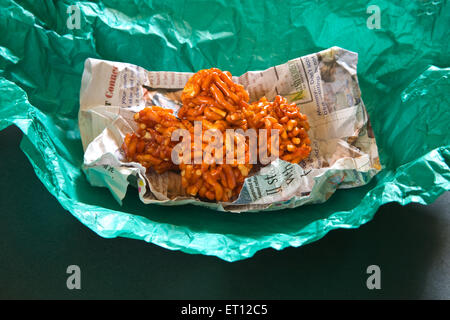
[176,68,254,201]
[122,69,311,203]
[245,95,311,164]
[178,68,249,130]
[179,130,252,202]
[122,106,185,173]
[122,106,252,202]
[180,162,252,202]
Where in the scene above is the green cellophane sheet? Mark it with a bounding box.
[0,0,448,261]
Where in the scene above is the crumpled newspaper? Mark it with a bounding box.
[79,46,381,212]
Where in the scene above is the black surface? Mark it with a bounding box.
[0,125,448,299]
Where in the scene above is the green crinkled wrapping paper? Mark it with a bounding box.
[0,0,449,261]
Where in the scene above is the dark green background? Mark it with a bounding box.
[1,126,448,299]
[0,0,448,296]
